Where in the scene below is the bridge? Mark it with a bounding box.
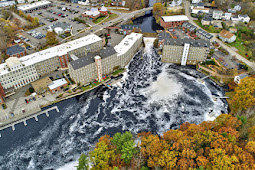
[0,106,59,134]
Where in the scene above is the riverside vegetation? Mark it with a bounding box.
[77,77,255,169]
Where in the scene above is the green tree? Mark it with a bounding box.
[77,154,89,170]
[46,31,58,45]
[32,17,39,27]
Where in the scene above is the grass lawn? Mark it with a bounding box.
[228,37,247,58]
[104,13,119,22]
[194,20,221,33]
[112,68,125,75]
[93,16,107,24]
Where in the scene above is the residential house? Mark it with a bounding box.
[111,0,122,6]
[229,28,237,34]
[231,14,250,24]
[219,30,236,43]
[201,16,213,25]
[234,5,241,11]
[213,10,223,20]
[222,13,232,20]
[191,7,210,14]
[196,29,213,42]
[192,0,201,3]
[234,73,248,84]
[6,45,26,58]
[182,22,197,32]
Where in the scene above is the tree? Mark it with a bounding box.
[32,17,39,27]
[211,1,215,7]
[18,10,24,17]
[152,3,163,23]
[230,77,255,113]
[26,15,33,22]
[46,31,58,45]
[77,154,89,170]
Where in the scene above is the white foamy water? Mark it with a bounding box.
[0,37,228,170]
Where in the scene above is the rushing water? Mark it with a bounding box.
[0,38,228,169]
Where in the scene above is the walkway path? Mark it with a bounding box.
[184,0,255,71]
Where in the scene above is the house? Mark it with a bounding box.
[6,45,26,58]
[213,10,223,20]
[234,73,248,84]
[191,7,210,14]
[48,78,68,94]
[196,29,213,42]
[82,8,101,19]
[111,0,123,6]
[238,14,250,23]
[78,0,90,6]
[31,77,53,94]
[229,28,237,33]
[222,13,232,21]
[219,30,236,43]
[160,15,189,28]
[228,9,236,13]
[99,6,108,16]
[192,0,201,3]
[120,25,141,35]
[0,1,15,7]
[201,16,213,25]
[231,14,250,24]
[182,22,197,32]
[17,0,25,4]
[47,22,72,35]
[234,5,241,11]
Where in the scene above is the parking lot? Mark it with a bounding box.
[213,50,239,69]
[17,2,90,48]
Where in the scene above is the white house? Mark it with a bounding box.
[219,30,236,43]
[238,14,250,23]
[213,10,223,20]
[222,13,232,20]
[191,8,209,14]
[234,5,241,11]
[192,0,201,3]
[17,0,25,4]
[234,73,248,84]
[78,0,90,6]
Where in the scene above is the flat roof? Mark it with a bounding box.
[17,1,51,11]
[0,34,102,76]
[20,34,102,66]
[164,38,210,48]
[161,15,189,22]
[48,78,67,90]
[114,33,142,56]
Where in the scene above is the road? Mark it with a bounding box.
[61,7,153,43]
[184,0,255,70]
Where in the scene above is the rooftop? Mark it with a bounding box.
[219,30,235,39]
[70,46,117,70]
[6,45,25,55]
[48,22,72,31]
[114,32,143,56]
[196,29,213,39]
[238,73,248,79]
[161,15,189,22]
[0,34,102,76]
[158,32,171,41]
[48,78,67,90]
[164,38,210,48]
[182,22,197,31]
[6,57,21,69]
[17,1,51,11]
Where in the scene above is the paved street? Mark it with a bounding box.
[184,0,255,71]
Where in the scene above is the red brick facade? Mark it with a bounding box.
[160,18,186,28]
[8,51,26,58]
[100,10,108,16]
[0,83,5,104]
[58,54,69,68]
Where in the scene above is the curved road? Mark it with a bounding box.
[184,0,255,70]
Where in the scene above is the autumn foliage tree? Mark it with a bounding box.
[230,77,255,113]
[46,31,58,45]
[152,3,163,23]
[78,114,255,169]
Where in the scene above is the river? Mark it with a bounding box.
[0,38,228,169]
